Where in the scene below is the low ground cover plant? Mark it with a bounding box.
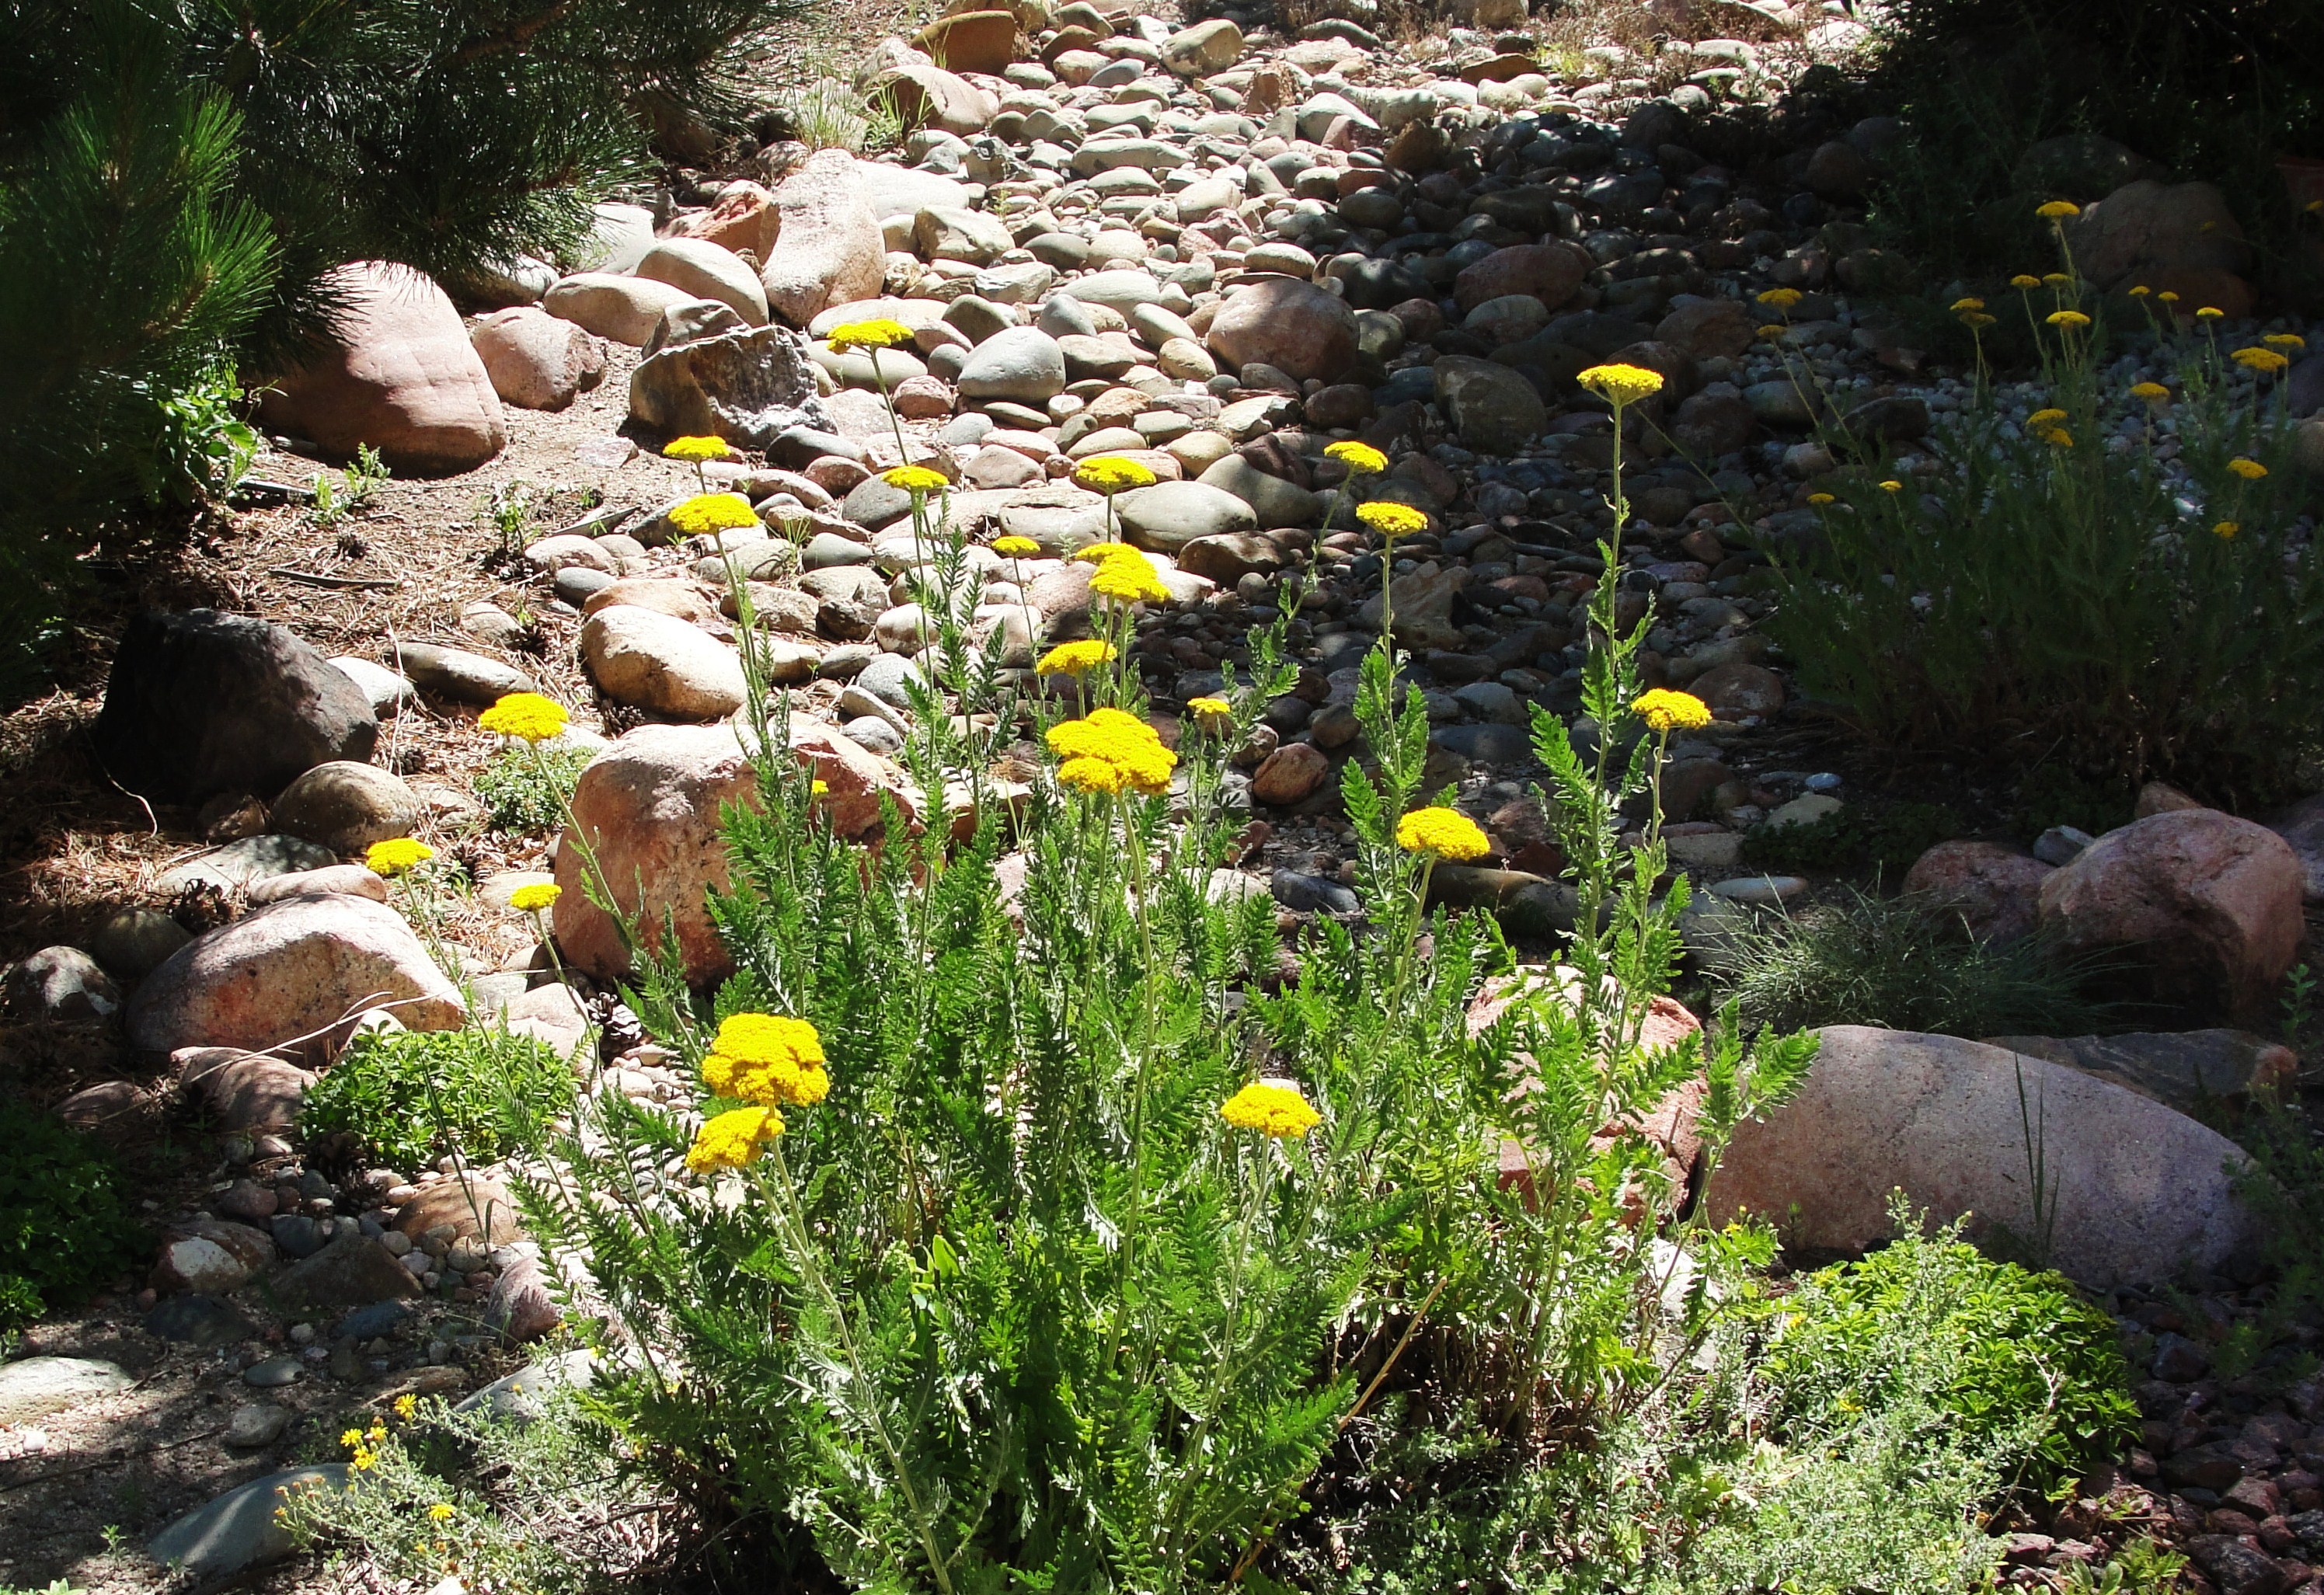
[302,1024,574,1172]
[0,1098,144,1332]
[475,740,595,835]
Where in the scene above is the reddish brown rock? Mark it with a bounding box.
[1655,297,1757,360]
[1250,741,1331,806]
[882,65,998,138]
[914,9,1018,74]
[1689,660,1785,719]
[257,262,505,475]
[471,307,606,412]
[761,151,888,328]
[395,1175,522,1246]
[1451,243,1589,315]
[1205,277,1357,384]
[1904,840,2054,944]
[52,1080,153,1144]
[670,179,779,263]
[179,1050,318,1133]
[2036,808,2305,1023]
[2068,180,2253,315]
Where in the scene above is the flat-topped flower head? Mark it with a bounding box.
[479,691,570,743]
[1221,1080,1320,1138]
[2046,309,2091,329]
[715,1012,825,1068]
[1356,500,1429,538]
[1959,311,1996,329]
[2228,457,2268,480]
[2264,333,2306,350]
[668,493,761,536]
[1632,688,1712,734]
[1879,479,1904,493]
[2129,284,2152,298]
[366,838,434,877]
[1949,296,1986,313]
[1394,805,1490,861]
[2196,305,2225,320]
[2234,347,2290,374]
[1325,440,1388,474]
[992,535,1040,556]
[1186,695,1233,732]
[685,1105,784,1173]
[1037,639,1117,676]
[2036,200,2082,219]
[2010,274,2043,291]
[1089,550,1170,604]
[1075,456,1159,493]
[1057,755,1131,794]
[2214,521,2239,540]
[1756,322,1789,340]
[1807,492,1835,506]
[2027,407,2067,427]
[1755,287,1802,311]
[703,1013,830,1109]
[2158,291,2179,304]
[508,882,561,914]
[826,318,914,351]
[1047,708,1176,795]
[2038,427,2072,447]
[1577,362,1664,406]
[883,465,950,493]
[2041,272,2074,287]
[2129,381,2170,402]
[1071,541,1139,563]
[662,435,733,463]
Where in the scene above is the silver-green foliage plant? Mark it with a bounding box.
[1765,225,2324,802]
[475,740,594,834]
[515,438,1814,1591]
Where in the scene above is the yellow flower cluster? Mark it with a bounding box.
[668,493,761,536]
[1807,492,1835,507]
[1220,1080,1320,1139]
[1356,500,1429,538]
[2039,427,2073,448]
[508,882,562,914]
[340,1419,388,1471]
[1075,456,1159,493]
[685,1105,785,1172]
[2010,274,2042,291]
[826,318,915,351]
[366,838,434,877]
[2027,407,2066,427]
[1577,362,1664,406]
[2037,200,2081,219]
[2214,521,2239,540]
[883,465,950,493]
[479,691,570,743]
[2228,457,2269,481]
[2197,306,2224,320]
[2265,333,2306,350]
[2046,309,2091,329]
[2234,347,2290,374]
[1755,287,1802,310]
[662,435,733,463]
[1879,479,1904,493]
[1047,707,1176,796]
[702,1013,831,1108]
[1089,550,1169,604]
[1394,806,1491,862]
[1071,541,1138,562]
[1186,695,1233,731]
[992,535,1040,556]
[1633,689,1713,733]
[2129,382,2170,402]
[1325,440,1388,474]
[1037,639,1117,675]
[1949,296,1985,313]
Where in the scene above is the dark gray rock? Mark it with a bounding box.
[145,1294,257,1347]
[1271,870,1360,914]
[274,1231,424,1310]
[93,610,378,805]
[146,1465,349,1582]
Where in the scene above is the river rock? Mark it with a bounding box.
[636,236,770,325]
[471,307,606,410]
[1205,277,1357,383]
[956,326,1068,402]
[579,604,747,719]
[266,761,421,853]
[145,1466,350,1582]
[545,272,702,346]
[1986,1029,2298,1113]
[762,150,888,326]
[0,1356,134,1426]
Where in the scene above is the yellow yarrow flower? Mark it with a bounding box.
[826,318,915,351]
[2233,347,2290,374]
[2010,274,2042,291]
[1949,296,1985,313]
[2228,457,2268,480]
[478,691,570,743]
[1356,500,1429,538]
[2263,333,2306,350]
[2046,309,2091,329]
[1577,362,1664,406]
[1057,755,1131,794]
[1220,1080,1320,1139]
[685,1106,784,1173]
[1089,551,1170,604]
[1075,456,1159,493]
[2128,284,2152,298]
[883,465,951,493]
[2129,381,2170,402]
[2158,291,2180,303]
[1755,322,1788,340]
[1394,806,1491,862]
[2027,408,2067,427]
[1959,311,1996,329]
[661,435,733,463]
[2039,427,2072,447]
[992,535,1040,556]
[1632,688,1713,733]
[1807,492,1835,506]
[1047,708,1176,796]
[1186,695,1234,732]
[1037,639,1117,676]
[2213,520,2239,539]
[1070,541,1139,563]
[366,838,434,877]
[2036,200,2081,219]
[2041,272,2074,287]
[1325,441,1388,474]
[2196,305,2224,320]
[667,493,761,536]
[1755,287,1802,310]
[509,882,562,914]
[715,1012,825,1069]
[1879,479,1904,493]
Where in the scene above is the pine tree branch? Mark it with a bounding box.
[448,0,583,66]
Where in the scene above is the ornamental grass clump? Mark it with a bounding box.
[1766,214,2324,805]
[508,383,1814,1593]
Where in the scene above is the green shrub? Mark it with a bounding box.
[303,1025,576,1172]
[474,743,593,834]
[0,1099,146,1332]
[1719,888,2115,1038]
[1766,261,2324,806]
[514,436,1814,1591]
[1749,1209,2140,1494]
[1740,802,1963,879]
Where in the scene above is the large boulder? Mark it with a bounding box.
[1204,277,1358,383]
[629,322,830,448]
[882,64,998,137]
[2035,808,2303,1023]
[2263,790,2324,901]
[2065,179,2254,317]
[762,151,888,328]
[256,262,505,474]
[551,723,915,984]
[147,1467,350,1583]
[93,609,378,806]
[471,306,607,411]
[914,9,1019,74]
[1703,1026,2256,1289]
[1904,840,2054,943]
[126,896,466,1058]
[667,179,779,262]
